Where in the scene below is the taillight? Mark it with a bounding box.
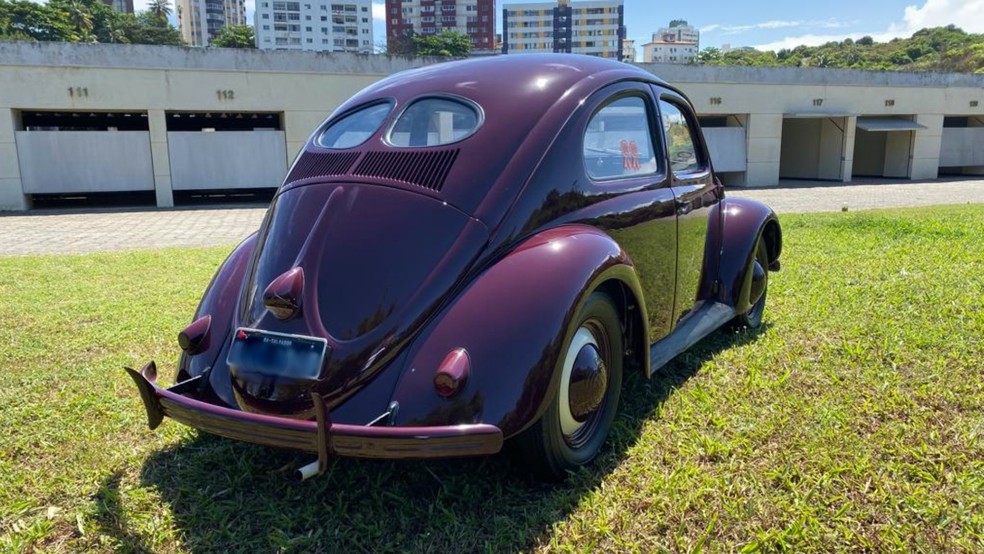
[263,266,304,320]
[178,315,212,354]
[434,348,470,398]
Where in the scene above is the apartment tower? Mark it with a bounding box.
[384,0,497,53]
[177,0,247,47]
[502,0,625,59]
[255,0,374,52]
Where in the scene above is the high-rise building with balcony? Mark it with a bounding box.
[177,0,247,46]
[502,0,625,59]
[385,0,497,54]
[255,0,373,52]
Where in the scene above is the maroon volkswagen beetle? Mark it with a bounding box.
[127,54,781,481]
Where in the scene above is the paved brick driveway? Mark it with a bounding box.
[1,178,982,256]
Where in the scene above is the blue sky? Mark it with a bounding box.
[369,0,984,55]
[138,0,982,55]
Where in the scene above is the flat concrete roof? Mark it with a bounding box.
[3,41,984,88]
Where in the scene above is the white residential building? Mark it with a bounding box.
[503,0,625,59]
[255,0,374,52]
[643,40,698,64]
[177,0,246,47]
[657,19,698,44]
[641,20,699,64]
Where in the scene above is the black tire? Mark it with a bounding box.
[514,291,624,481]
[735,237,769,329]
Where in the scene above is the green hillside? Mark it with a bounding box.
[698,25,984,73]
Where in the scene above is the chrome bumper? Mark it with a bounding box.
[125,362,503,471]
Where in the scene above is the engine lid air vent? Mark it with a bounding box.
[352,149,459,192]
[285,151,360,184]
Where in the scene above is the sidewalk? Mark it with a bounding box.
[727,177,984,213]
[1,178,982,256]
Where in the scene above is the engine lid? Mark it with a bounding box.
[230,182,489,416]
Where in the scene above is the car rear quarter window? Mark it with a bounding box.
[583,96,660,181]
[388,97,481,147]
[317,101,392,149]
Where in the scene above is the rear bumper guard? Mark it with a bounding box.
[124,362,503,476]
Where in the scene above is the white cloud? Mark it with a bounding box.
[753,32,886,52]
[702,19,855,37]
[372,0,385,21]
[902,0,984,31]
[753,0,984,51]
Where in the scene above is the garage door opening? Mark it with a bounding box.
[779,115,848,181]
[851,116,925,179]
[699,115,747,186]
[939,116,984,176]
[165,112,286,205]
[15,111,156,208]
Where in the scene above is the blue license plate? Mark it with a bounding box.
[226,328,328,379]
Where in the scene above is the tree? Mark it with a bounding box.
[0,0,184,45]
[128,11,184,45]
[412,29,470,57]
[62,0,94,41]
[211,24,255,48]
[695,47,722,64]
[146,0,171,25]
[104,15,128,43]
[0,0,75,42]
[385,31,415,55]
[694,26,983,73]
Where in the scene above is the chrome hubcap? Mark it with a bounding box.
[559,326,608,445]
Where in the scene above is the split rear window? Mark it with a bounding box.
[317,101,392,149]
[388,97,481,147]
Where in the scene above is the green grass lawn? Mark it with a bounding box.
[1,205,982,553]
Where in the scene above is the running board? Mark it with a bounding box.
[648,302,736,376]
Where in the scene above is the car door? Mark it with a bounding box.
[579,85,679,342]
[653,88,723,324]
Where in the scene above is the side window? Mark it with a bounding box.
[583,96,660,181]
[659,99,702,174]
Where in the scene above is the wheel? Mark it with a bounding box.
[736,237,769,329]
[514,291,624,481]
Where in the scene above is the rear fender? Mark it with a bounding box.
[177,233,258,382]
[716,197,782,313]
[388,225,647,438]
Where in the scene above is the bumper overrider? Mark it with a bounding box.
[125,362,503,479]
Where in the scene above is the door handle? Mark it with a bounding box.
[676,199,693,216]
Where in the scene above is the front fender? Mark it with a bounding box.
[388,225,647,438]
[716,197,782,312]
[177,232,258,383]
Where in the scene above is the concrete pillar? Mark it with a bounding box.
[744,113,782,187]
[911,113,943,180]
[0,109,29,211]
[841,116,856,182]
[148,109,174,207]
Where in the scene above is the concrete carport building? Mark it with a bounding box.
[0,42,983,211]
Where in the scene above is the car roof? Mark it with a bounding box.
[299,55,673,218]
[355,54,668,106]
